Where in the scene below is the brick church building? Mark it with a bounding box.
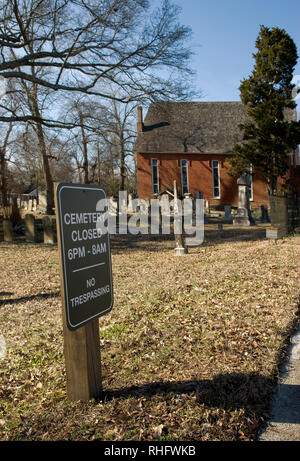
[134,102,300,207]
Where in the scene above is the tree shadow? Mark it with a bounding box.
[0,292,60,306]
[0,291,13,297]
[102,373,276,416]
[101,372,300,438]
[109,226,268,253]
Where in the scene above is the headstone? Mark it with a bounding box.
[233,175,255,226]
[204,199,210,214]
[109,197,117,235]
[195,191,203,200]
[25,213,36,242]
[218,222,223,237]
[127,194,133,214]
[224,205,233,223]
[43,215,56,244]
[35,218,43,242]
[0,216,3,241]
[36,191,47,214]
[269,195,289,238]
[160,194,170,216]
[3,219,13,242]
[260,205,270,223]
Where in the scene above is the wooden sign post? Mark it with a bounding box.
[54,183,113,402]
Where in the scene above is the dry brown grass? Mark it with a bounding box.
[0,224,300,441]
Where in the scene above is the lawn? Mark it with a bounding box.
[0,224,300,441]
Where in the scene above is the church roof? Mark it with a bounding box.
[134,101,296,155]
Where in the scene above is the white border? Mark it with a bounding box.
[57,184,114,330]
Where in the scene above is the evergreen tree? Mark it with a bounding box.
[228,26,300,194]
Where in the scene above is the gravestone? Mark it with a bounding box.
[260,205,270,223]
[25,213,36,242]
[204,199,210,214]
[218,222,223,237]
[127,194,133,214]
[233,175,255,226]
[36,191,47,214]
[0,216,3,241]
[160,194,170,216]
[43,215,56,244]
[35,218,43,242]
[3,219,13,242]
[195,191,203,200]
[269,195,289,238]
[224,205,233,223]
[108,197,118,237]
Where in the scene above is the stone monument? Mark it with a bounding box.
[233,174,255,226]
[260,205,270,223]
[43,215,56,244]
[25,213,36,242]
[224,205,233,223]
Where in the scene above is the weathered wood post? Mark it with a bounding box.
[3,219,13,242]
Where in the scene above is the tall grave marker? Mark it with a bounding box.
[55,183,113,401]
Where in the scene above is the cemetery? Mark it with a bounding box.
[1,0,300,445]
[1,192,300,441]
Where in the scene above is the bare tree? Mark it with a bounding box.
[0,0,195,125]
[96,99,137,190]
[0,0,196,209]
[0,122,14,207]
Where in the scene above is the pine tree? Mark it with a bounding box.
[228,26,300,194]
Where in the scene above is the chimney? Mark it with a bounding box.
[137,106,144,133]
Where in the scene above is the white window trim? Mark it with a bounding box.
[180,159,189,195]
[151,158,159,195]
[212,160,220,199]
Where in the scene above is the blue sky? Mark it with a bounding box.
[173,0,300,103]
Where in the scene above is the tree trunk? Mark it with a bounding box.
[0,148,8,207]
[97,142,101,185]
[79,111,89,184]
[120,134,126,191]
[32,96,54,214]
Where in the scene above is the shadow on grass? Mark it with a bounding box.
[110,226,267,253]
[0,292,60,306]
[0,291,14,297]
[102,373,275,415]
